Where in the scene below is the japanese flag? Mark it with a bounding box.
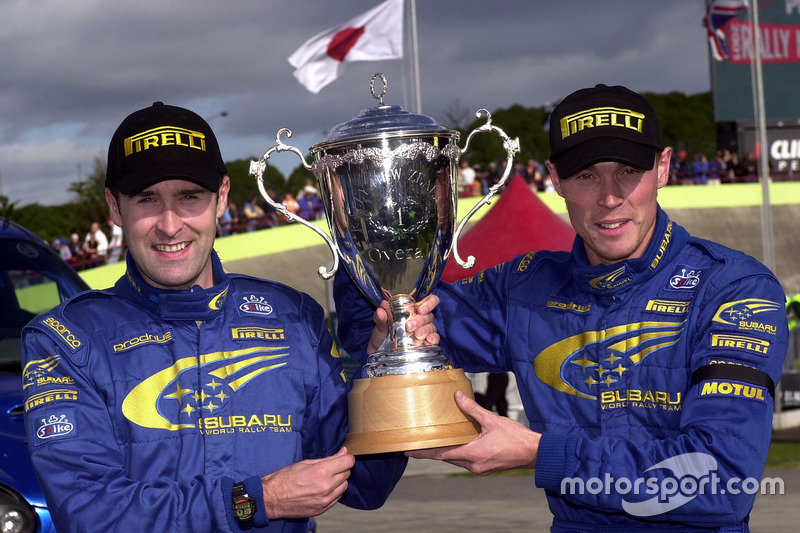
[288,0,404,94]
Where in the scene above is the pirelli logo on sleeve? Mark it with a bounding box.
[124,126,207,157]
[560,107,644,140]
[25,388,79,411]
[710,333,771,356]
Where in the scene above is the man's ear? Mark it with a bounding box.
[656,147,673,189]
[216,176,231,219]
[105,188,123,227]
[546,160,564,197]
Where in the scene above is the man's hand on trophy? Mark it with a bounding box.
[366,294,441,355]
[405,390,541,476]
[260,447,354,519]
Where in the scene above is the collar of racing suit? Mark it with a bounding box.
[114,249,231,321]
[570,205,689,295]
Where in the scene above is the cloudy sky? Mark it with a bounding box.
[0,0,711,206]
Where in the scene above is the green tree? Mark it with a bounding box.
[0,194,18,220]
[287,159,316,199]
[225,158,285,211]
[67,156,110,229]
[13,203,83,244]
[457,104,551,170]
[645,91,717,158]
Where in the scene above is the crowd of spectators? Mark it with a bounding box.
[457,157,554,197]
[50,182,328,271]
[51,218,125,271]
[456,149,771,198]
[668,149,759,185]
[215,179,324,237]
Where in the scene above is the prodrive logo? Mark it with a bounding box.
[560,452,784,517]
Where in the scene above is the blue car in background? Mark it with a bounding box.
[0,217,89,533]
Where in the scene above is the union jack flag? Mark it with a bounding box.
[704,0,750,60]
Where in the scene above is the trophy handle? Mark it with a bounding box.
[249,128,340,280]
[451,110,520,269]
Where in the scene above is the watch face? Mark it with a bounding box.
[233,496,256,521]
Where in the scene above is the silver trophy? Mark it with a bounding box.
[250,74,518,454]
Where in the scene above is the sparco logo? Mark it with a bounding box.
[42,316,82,349]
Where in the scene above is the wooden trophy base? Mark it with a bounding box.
[343,368,480,455]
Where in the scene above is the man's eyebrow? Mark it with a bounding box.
[178,185,210,195]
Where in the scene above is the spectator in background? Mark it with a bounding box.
[52,238,72,261]
[493,158,508,188]
[297,187,323,221]
[741,152,758,182]
[66,232,85,269]
[486,161,499,189]
[525,158,545,191]
[218,203,233,236]
[297,190,313,221]
[227,200,240,232]
[692,152,709,185]
[727,152,741,182]
[68,233,82,258]
[218,199,239,236]
[511,159,526,183]
[242,195,265,232]
[107,217,124,263]
[541,168,555,193]
[83,221,108,265]
[282,192,300,221]
[263,190,279,228]
[709,150,726,185]
[457,158,476,197]
[301,179,317,198]
[671,150,692,185]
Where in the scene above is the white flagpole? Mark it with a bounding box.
[748,1,776,273]
[409,0,422,114]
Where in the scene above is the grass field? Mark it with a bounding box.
[766,441,800,469]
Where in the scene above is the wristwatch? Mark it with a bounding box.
[232,481,256,529]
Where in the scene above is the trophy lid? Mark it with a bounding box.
[312,73,457,151]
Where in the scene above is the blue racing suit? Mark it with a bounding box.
[335,207,787,532]
[23,251,405,532]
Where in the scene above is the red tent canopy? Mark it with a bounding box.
[442,176,575,282]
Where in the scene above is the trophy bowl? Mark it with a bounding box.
[250,74,519,454]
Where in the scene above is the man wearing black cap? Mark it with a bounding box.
[335,85,788,531]
[22,102,427,532]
